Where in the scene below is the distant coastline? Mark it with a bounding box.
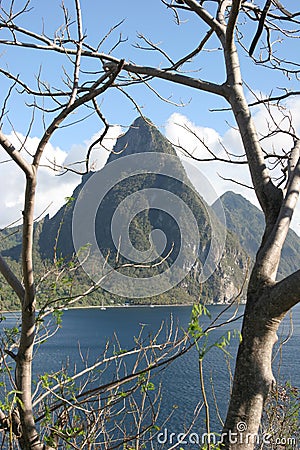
[71,303,194,309]
[0,302,234,314]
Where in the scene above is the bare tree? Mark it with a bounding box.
[0,3,233,448]
[101,2,299,449]
[0,2,142,448]
[1,1,300,449]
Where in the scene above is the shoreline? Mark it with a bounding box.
[0,302,232,314]
[71,303,194,310]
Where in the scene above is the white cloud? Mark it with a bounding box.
[165,112,255,204]
[2,102,300,237]
[64,126,122,172]
[165,112,222,162]
[165,104,300,235]
[0,133,71,227]
[0,126,121,228]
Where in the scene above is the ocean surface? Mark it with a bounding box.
[1,303,299,446]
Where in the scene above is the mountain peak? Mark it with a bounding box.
[106,116,176,164]
[131,116,154,128]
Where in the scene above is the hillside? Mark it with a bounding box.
[214,191,300,279]
[0,118,300,305]
[2,119,300,310]
[36,117,248,305]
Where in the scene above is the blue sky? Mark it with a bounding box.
[0,0,300,230]
[2,0,298,143]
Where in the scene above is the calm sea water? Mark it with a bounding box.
[1,303,299,441]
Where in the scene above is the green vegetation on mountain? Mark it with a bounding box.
[214,191,300,279]
[3,118,299,311]
[34,117,248,307]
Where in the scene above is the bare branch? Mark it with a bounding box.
[67,0,83,107]
[170,121,248,164]
[0,254,24,302]
[171,28,214,70]
[85,99,109,172]
[217,173,255,190]
[135,33,175,65]
[248,90,300,107]
[270,268,300,314]
[183,0,226,42]
[0,129,33,176]
[0,79,16,125]
[257,139,300,280]
[249,0,272,56]
[104,58,226,96]
[33,61,124,168]
[0,67,74,97]
[226,0,242,49]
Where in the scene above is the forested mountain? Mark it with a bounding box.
[214,191,300,279]
[1,117,299,310]
[36,117,248,305]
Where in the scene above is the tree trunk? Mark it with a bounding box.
[15,309,43,450]
[15,175,43,450]
[221,273,287,449]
